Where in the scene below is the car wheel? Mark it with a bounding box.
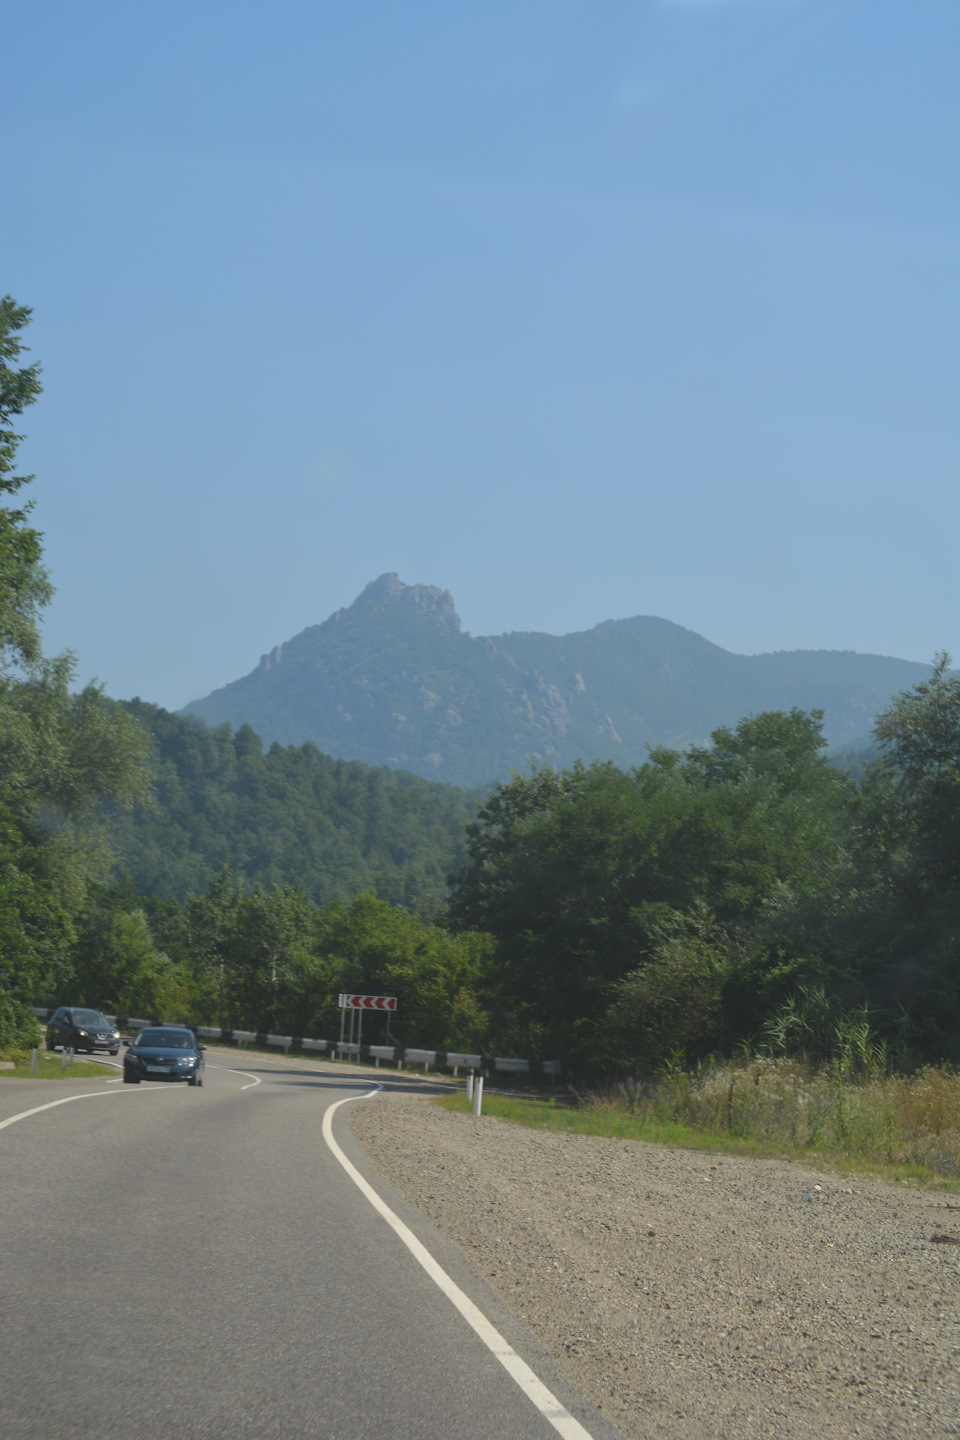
[123,1072,140,1084]
[109,1048,119,1056]
[188,1074,198,1086]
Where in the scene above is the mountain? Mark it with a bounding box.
[182,573,934,788]
[107,700,474,909]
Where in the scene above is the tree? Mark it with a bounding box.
[874,652,960,787]
[870,652,960,892]
[447,711,854,1062]
[0,296,51,675]
[0,299,153,1018]
[0,299,152,828]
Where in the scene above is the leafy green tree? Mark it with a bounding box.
[603,904,735,1070]
[448,710,854,1062]
[835,655,960,1058]
[0,296,49,675]
[0,787,74,1004]
[0,299,153,1019]
[316,893,493,1050]
[227,883,324,1033]
[872,652,960,888]
[185,866,243,1029]
[71,906,184,1019]
[874,652,960,786]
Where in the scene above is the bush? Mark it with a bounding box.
[0,989,42,1060]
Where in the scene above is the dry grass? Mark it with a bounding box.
[441,1059,960,1188]
[599,1057,960,1181]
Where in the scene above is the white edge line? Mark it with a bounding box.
[208,1064,261,1090]
[0,1087,169,1132]
[322,1090,597,1440]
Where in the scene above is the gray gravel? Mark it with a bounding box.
[351,1094,960,1440]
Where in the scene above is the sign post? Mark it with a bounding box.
[338,994,398,1058]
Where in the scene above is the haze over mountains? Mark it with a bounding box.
[182,574,934,788]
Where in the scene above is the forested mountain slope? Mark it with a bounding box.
[183,573,935,788]
[106,701,474,909]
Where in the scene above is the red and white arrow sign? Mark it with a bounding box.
[339,994,397,1012]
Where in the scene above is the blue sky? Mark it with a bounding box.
[4,0,957,709]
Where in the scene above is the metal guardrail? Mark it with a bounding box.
[30,1009,561,1079]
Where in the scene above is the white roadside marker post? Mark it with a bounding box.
[472,1075,483,1118]
[30,1048,37,1074]
[466,1069,474,1102]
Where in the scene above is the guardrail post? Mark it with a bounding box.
[61,1047,67,1071]
[472,1075,483,1118]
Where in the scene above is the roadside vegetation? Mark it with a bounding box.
[439,1059,960,1191]
[0,1050,114,1080]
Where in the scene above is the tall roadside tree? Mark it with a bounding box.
[873,651,960,887]
[0,296,49,672]
[856,655,960,1054]
[448,710,854,1065]
[0,299,152,1040]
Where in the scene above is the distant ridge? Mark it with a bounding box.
[182,573,934,788]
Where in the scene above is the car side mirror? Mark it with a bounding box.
[198,1044,207,1051]
[122,1038,131,1047]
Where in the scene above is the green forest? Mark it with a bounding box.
[1,296,958,1079]
[108,699,474,912]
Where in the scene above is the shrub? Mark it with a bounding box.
[0,989,42,1061]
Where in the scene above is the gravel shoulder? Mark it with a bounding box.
[350,1094,960,1440]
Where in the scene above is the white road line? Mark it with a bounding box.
[322,1091,598,1440]
[0,1087,169,1133]
[208,1065,261,1089]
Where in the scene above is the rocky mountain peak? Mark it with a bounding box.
[344,573,462,632]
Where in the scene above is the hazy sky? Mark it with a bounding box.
[4,0,957,710]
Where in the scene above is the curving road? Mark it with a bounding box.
[0,1053,623,1440]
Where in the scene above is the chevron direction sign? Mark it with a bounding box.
[338,993,397,1012]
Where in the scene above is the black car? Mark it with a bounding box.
[46,1007,121,1055]
[123,1027,206,1086]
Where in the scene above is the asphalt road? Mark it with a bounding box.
[0,1052,624,1440]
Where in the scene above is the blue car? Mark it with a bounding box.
[123,1026,206,1086]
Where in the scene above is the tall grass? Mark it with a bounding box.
[593,1057,960,1178]
[440,1059,960,1185]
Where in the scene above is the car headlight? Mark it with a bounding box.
[77,1030,88,1037]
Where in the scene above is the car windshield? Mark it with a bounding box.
[135,1030,194,1050]
[70,1009,108,1025]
